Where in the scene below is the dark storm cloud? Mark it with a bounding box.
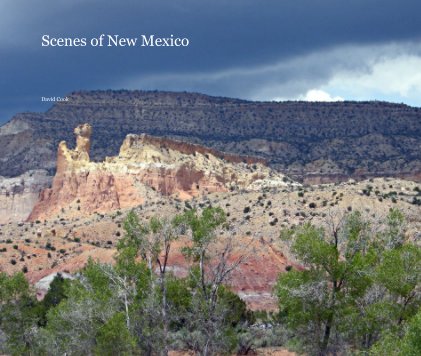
[1,0,421,123]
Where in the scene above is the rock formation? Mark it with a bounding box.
[28,124,294,221]
[56,123,92,172]
[2,90,421,183]
[0,170,52,223]
[2,91,421,224]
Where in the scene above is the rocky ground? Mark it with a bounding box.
[1,177,420,310]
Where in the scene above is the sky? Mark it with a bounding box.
[1,0,421,124]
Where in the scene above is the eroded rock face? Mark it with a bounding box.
[0,170,52,223]
[29,125,294,221]
[57,123,92,172]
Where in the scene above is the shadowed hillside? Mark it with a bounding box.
[1,90,421,182]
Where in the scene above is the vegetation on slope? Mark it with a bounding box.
[277,208,421,355]
[0,207,420,355]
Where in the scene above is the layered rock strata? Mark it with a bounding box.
[29,124,293,220]
[0,170,52,223]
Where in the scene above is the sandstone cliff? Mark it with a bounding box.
[0,170,52,223]
[29,124,293,221]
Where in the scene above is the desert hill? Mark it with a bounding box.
[1,174,421,310]
[1,123,421,311]
[1,90,421,183]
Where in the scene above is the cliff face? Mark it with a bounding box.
[0,170,52,223]
[1,90,421,182]
[29,124,291,221]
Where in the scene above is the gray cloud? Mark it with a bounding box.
[118,42,421,101]
[1,0,421,123]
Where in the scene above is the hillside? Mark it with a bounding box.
[1,111,420,355]
[1,90,421,182]
[4,122,420,311]
[2,175,421,310]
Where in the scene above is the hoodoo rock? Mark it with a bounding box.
[28,124,295,220]
[58,123,92,167]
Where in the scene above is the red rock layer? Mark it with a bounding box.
[28,127,270,221]
[29,166,232,221]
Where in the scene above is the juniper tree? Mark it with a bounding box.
[176,207,251,355]
[276,209,420,355]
